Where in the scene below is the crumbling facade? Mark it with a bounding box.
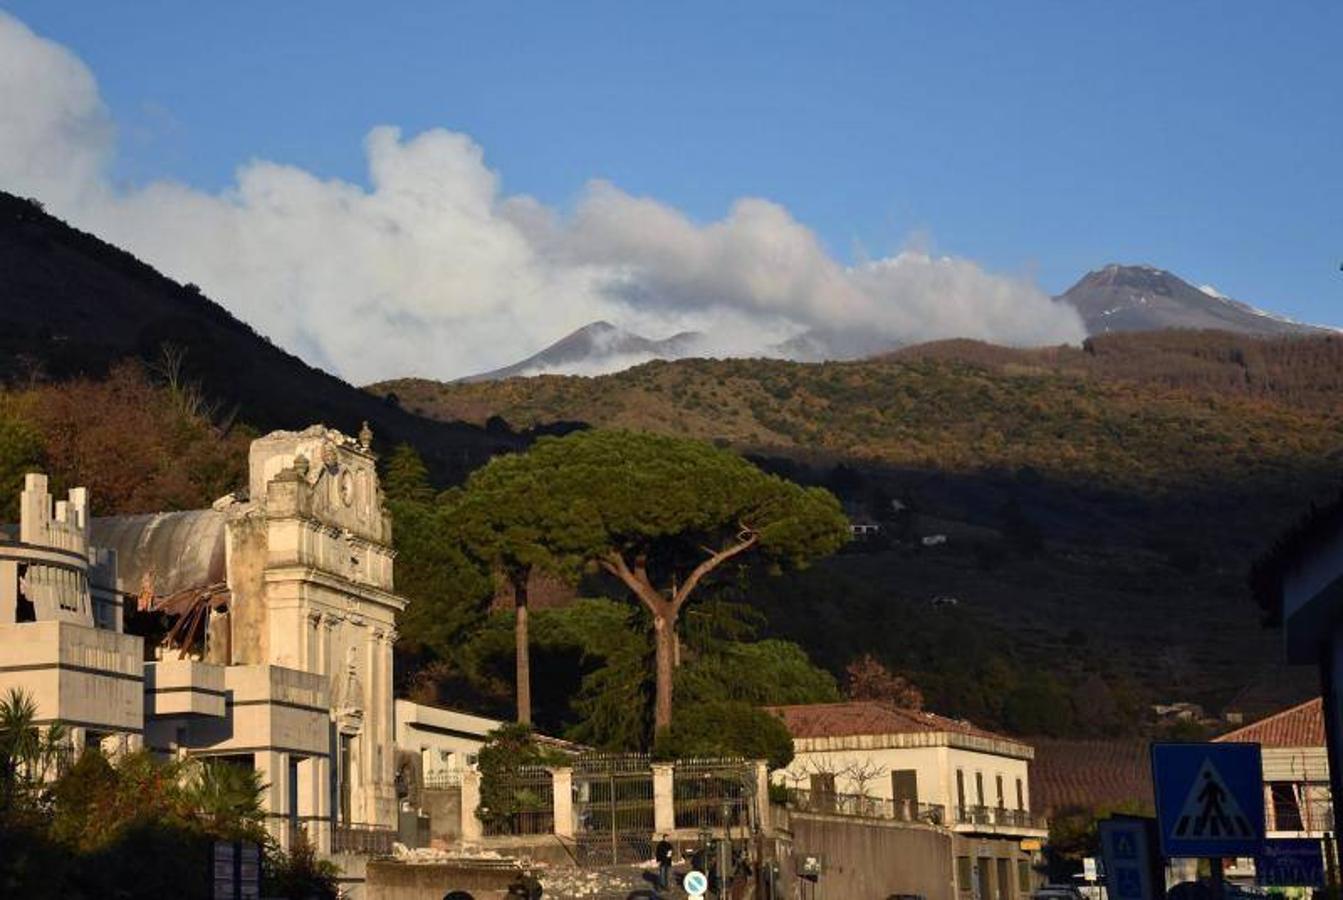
[0,474,142,752]
[0,424,407,860]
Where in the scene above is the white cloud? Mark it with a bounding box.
[0,11,1085,384]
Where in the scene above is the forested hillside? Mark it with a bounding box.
[375,333,1343,732]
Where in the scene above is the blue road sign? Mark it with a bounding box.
[1151,743,1265,858]
[684,870,709,896]
[1256,839,1325,888]
[1099,817,1163,900]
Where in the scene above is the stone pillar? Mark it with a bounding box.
[551,767,574,838]
[652,763,675,835]
[753,760,770,831]
[254,750,288,849]
[0,560,16,623]
[301,755,333,854]
[460,769,483,843]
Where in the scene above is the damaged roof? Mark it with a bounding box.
[91,510,227,596]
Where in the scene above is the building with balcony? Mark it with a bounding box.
[1,423,409,884]
[767,700,1046,900]
[88,424,405,860]
[1214,697,1332,836]
[0,474,143,754]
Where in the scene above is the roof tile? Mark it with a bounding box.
[1214,697,1324,748]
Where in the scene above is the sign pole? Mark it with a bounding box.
[1209,857,1224,900]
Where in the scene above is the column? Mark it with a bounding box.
[254,751,288,849]
[461,769,483,843]
[551,767,574,839]
[753,760,770,831]
[652,763,675,835]
[300,755,333,854]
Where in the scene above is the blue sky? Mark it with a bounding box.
[1,3,1339,378]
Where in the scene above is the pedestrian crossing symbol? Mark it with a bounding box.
[1152,743,1265,858]
[1172,758,1254,839]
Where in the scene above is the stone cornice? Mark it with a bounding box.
[793,730,1034,761]
[262,566,408,612]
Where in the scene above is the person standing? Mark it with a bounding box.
[655,834,674,890]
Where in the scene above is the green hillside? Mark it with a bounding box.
[374,332,1343,731]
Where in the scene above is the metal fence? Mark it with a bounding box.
[673,758,752,830]
[422,770,464,790]
[573,753,655,866]
[333,823,397,856]
[953,804,1047,829]
[481,764,555,836]
[787,788,947,825]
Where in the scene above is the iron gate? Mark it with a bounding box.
[572,753,655,866]
[673,758,752,831]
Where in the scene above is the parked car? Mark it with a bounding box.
[1033,885,1085,900]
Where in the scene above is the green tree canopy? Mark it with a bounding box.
[497,429,849,732]
[443,450,601,725]
[654,701,795,771]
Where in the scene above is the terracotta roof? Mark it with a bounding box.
[764,700,1015,744]
[1214,697,1324,748]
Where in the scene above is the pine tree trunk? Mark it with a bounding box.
[653,613,676,733]
[514,572,532,726]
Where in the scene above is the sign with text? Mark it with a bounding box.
[1151,743,1265,858]
[1256,839,1325,888]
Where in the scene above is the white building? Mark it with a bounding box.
[0,475,142,754]
[768,700,1046,900]
[1,424,408,869]
[1215,697,1332,836]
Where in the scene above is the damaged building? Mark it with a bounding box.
[1,424,407,863]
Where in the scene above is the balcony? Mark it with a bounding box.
[952,804,1048,834]
[787,788,946,825]
[332,823,397,856]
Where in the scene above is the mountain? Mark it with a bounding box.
[464,265,1329,382]
[460,321,705,381]
[1058,264,1330,337]
[0,191,519,481]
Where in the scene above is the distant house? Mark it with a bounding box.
[922,534,948,547]
[1215,697,1332,836]
[1151,702,1206,723]
[766,700,1045,900]
[850,522,882,540]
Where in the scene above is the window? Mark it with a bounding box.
[957,857,972,892]
[997,858,1011,900]
[810,772,836,814]
[996,774,1005,809]
[892,770,918,803]
[892,770,918,819]
[1269,782,1304,831]
[1016,777,1025,810]
[956,769,967,815]
[975,771,985,806]
[1018,860,1032,893]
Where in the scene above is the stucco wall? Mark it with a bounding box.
[365,860,521,900]
[0,620,142,733]
[789,813,956,900]
[779,744,1032,814]
[225,513,269,666]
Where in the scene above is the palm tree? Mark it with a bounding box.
[0,687,68,807]
[182,758,267,840]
